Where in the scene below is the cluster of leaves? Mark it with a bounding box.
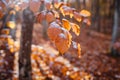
[31,45,93,80]
[36,0,91,57]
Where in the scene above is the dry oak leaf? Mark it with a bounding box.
[70,23,80,36]
[80,10,91,17]
[62,19,71,31]
[55,28,72,54]
[47,22,62,41]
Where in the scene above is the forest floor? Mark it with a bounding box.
[32,23,120,80]
[0,23,120,80]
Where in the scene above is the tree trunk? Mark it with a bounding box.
[19,8,34,80]
[83,0,86,9]
[111,0,119,47]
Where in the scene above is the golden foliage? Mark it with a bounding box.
[80,10,91,17]
[6,21,16,29]
[62,19,71,31]
[71,23,80,36]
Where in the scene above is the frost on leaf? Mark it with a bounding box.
[45,1,52,10]
[46,11,55,23]
[55,30,72,54]
[62,19,71,31]
[73,11,82,22]
[54,1,64,9]
[80,10,91,17]
[83,19,91,26]
[47,22,62,41]
[71,23,80,36]
[37,11,46,23]
[52,10,60,18]
[60,6,72,17]
[72,41,81,58]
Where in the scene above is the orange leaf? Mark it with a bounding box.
[47,22,62,41]
[55,28,72,54]
[83,19,91,26]
[73,11,82,22]
[80,10,91,17]
[45,1,52,10]
[62,19,71,31]
[71,23,80,36]
[52,10,60,18]
[72,41,81,58]
[46,11,55,23]
[37,11,46,23]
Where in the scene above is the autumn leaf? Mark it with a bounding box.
[45,1,52,10]
[47,22,62,41]
[37,10,47,23]
[55,28,72,54]
[80,10,91,17]
[52,10,60,18]
[54,1,64,9]
[0,8,4,19]
[46,11,55,23]
[1,29,10,35]
[6,21,16,29]
[73,11,82,22]
[83,18,91,26]
[72,41,81,58]
[71,23,80,36]
[62,19,71,31]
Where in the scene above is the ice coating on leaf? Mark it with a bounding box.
[47,22,62,41]
[46,11,55,23]
[73,11,82,22]
[80,10,91,17]
[72,41,77,49]
[59,33,66,39]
